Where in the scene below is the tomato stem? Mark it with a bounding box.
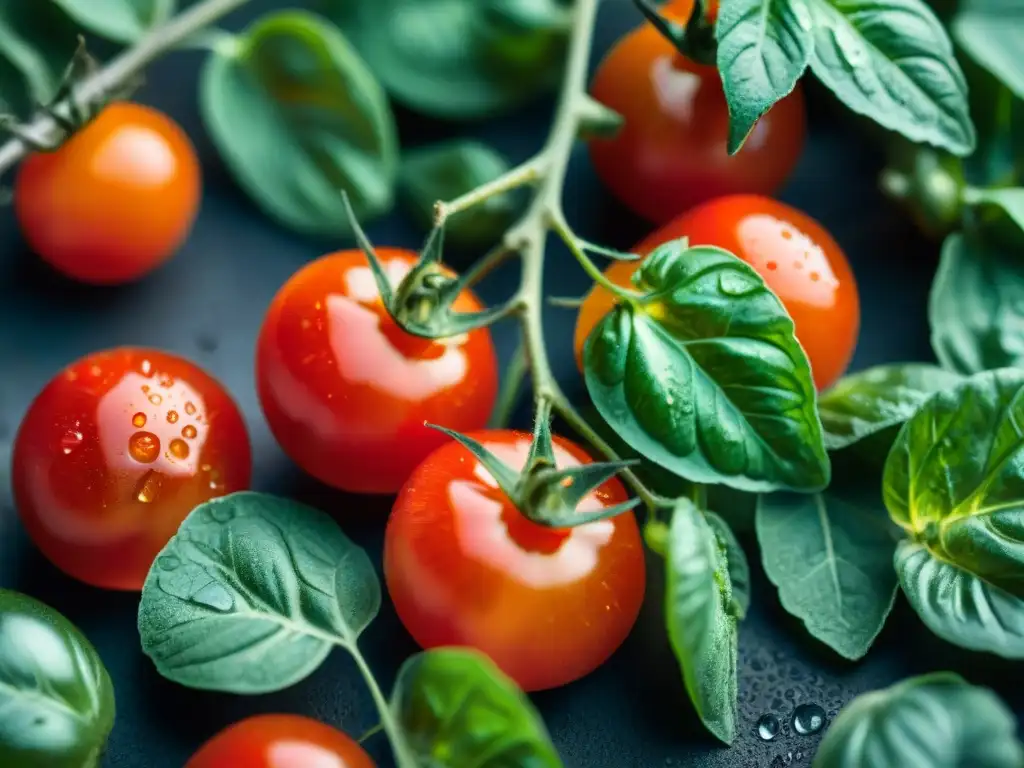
[348,642,417,768]
[434,156,546,226]
[0,0,252,175]
[488,343,529,428]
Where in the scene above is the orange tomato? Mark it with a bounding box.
[15,102,201,285]
[574,195,860,391]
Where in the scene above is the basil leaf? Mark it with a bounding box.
[953,0,1024,101]
[200,10,398,237]
[138,491,381,693]
[0,2,80,105]
[665,498,739,745]
[897,540,1024,658]
[964,186,1024,235]
[392,648,562,766]
[813,672,1024,768]
[52,0,174,43]
[818,363,963,451]
[0,590,115,768]
[328,0,568,120]
[883,368,1024,597]
[399,140,524,249]
[806,0,975,157]
[706,511,751,619]
[929,231,1024,374]
[757,488,898,660]
[583,241,829,493]
[716,0,814,153]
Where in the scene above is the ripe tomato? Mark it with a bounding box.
[588,1,805,223]
[186,715,374,768]
[14,102,201,285]
[574,195,860,391]
[12,348,251,590]
[385,430,645,692]
[257,248,498,495]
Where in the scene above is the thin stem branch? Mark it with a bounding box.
[0,0,250,175]
[489,343,529,428]
[350,644,415,768]
[550,211,643,300]
[435,156,546,225]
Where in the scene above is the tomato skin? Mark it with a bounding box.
[14,102,201,285]
[588,11,805,224]
[256,249,498,495]
[12,349,251,591]
[574,195,860,391]
[385,430,646,692]
[186,715,375,768]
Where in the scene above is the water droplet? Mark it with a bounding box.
[135,470,162,503]
[190,580,233,612]
[810,271,820,282]
[167,410,179,424]
[141,359,152,376]
[60,430,83,455]
[128,431,160,463]
[207,499,235,523]
[792,703,826,735]
[148,393,163,405]
[141,385,150,394]
[184,401,197,416]
[182,424,198,440]
[132,412,147,428]
[766,260,778,270]
[159,375,174,388]
[158,555,181,571]
[718,271,761,297]
[757,713,781,741]
[781,230,792,240]
[169,438,190,460]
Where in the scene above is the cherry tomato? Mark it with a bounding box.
[385,430,645,692]
[574,195,860,391]
[14,102,201,285]
[12,348,251,591]
[588,1,805,224]
[186,715,375,768]
[256,248,498,495]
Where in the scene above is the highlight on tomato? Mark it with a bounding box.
[185,715,375,768]
[14,101,201,285]
[256,248,498,495]
[12,348,251,591]
[574,194,860,391]
[384,429,646,692]
[587,0,805,224]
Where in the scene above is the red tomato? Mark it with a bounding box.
[12,349,251,590]
[14,102,201,285]
[186,715,375,768]
[574,195,860,391]
[385,430,645,692]
[588,1,805,223]
[256,248,498,495]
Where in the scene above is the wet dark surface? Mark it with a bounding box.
[0,1,1010,767]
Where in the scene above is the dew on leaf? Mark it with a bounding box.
[190,580,234,612]
[718,270,760,297]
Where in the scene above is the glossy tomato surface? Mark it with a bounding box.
[15,102,201,285]
[256,248,498,495]
[588,1,805,224]
[185,715,374,768]
[574,195,860,390]
[12,349,251,591]
[385,430,646,692]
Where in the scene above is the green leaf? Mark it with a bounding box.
[0,590,115,768]
[806,0,975,157]
[326,0,568,120]
[716,0,814,153]
[200,10,398,237]
[818,363,963,451]
[896,539,1024,658]
[583,241,829,493]
[392,648,562,766]
[707,511,751,619]
[757,488,898,660]
[964,186,1024,235]
[399,140,524,249]
[665,498,739,745]
[0,2,80,105]
[813,672,1024,768]
[52,0,174,43]
[138,491,381,693]
[929,231,1024,374]
[953,0,1024,102]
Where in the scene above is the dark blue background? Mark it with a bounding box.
[0,1,1010,766]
